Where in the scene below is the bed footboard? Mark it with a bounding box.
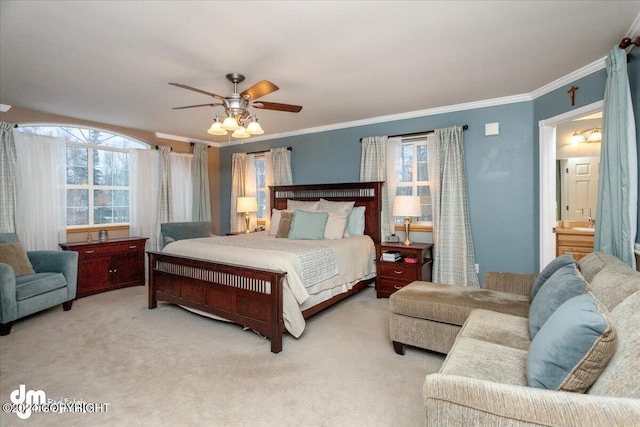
[147,251,287,353]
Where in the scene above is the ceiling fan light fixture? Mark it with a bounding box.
[232,126,251,139]
[207,118,228,135]
[222,116,241,131]
[246,119,264,135]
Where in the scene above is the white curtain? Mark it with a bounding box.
[360,136,391,239]
[430,126,479,287]
[170,152,193,222]
[129,149,159,251]
[594,46,638,268]
[13,132,66,250]
[243,153,257,232]
[230,153,246,233]
[264,147,294,230]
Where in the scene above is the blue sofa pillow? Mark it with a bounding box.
[288,210,328,240]
[527,293,617,392]
[529,263,588,339]
[531,254,576,300]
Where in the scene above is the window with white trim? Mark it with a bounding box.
[15,126,148,228]
[254,155,267,221]
[393,136,433,225]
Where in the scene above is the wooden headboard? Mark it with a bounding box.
[270,181,383,244]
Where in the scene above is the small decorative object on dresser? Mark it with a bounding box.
[60,237,147,298]
[376,242,432,298]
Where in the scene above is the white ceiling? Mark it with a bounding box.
[1,1,639,145]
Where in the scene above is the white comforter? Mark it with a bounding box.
[163,232,376,337]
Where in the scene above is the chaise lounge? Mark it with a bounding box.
[390,252,640,425]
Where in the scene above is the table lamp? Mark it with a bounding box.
[392,195,422,245]
[237,197,258,233]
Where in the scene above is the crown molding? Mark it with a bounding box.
[529,57,606,100]
[154,132,212,146]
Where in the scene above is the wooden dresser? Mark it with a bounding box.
[375,242,433,298]
[60,237,147,298]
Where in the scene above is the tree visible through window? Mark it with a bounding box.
[254,155,266,220]
[394,137,433,225]
[15,126,148,227]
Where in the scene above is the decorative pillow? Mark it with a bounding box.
[287,200,319,211]
[529,263,589,339]
[531,254,576,300]
[324,213,348,240]
[276,211,294,238]
[0,242,36,276]
[346,206,366,236]
[288,210,329,240]
[527,293,617,393]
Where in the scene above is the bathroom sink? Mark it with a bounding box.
[572,227,595,233]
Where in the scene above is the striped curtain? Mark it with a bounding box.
[431,126,479,287]
[0,122,17,233]
[155,146,173,249]
[191,143,212,222]
[360,136,391,239]
[594,46,638,268]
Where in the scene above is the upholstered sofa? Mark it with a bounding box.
[390,252,640,425]
[0,233,78,335]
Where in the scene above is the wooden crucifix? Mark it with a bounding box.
[567,85,579,106]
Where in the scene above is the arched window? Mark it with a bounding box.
[15,125,149,228]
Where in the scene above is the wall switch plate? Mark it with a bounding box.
[485,122,499,136]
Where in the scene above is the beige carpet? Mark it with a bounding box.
[0,285,443,426]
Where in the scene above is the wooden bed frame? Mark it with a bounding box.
[148,181,383,353]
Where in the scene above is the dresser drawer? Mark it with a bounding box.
[379,263,419,281]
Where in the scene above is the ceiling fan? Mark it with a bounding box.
[170,72,302,138]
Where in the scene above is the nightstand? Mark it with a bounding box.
[375,242,433,298]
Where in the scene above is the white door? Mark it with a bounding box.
[563,157,599,221]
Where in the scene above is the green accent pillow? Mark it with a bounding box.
[288,210,329,240]
[527,293,617,392]
[529,263,589,339]
[531,254,576,300]
[0,242,36,276]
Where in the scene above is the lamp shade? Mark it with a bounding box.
[392,195,422,217]
[246,120,264,135]
[231,126,250,139]
[207,121,227,135]
[237,197,258,213]
[222,116,241,131]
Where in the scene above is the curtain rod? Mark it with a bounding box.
[246,146,292,155]
[359,124,468,142]
[619,36,640,49]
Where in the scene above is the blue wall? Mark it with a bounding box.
[220,56,639,280]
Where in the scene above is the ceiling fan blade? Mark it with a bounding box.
[173,103,223,110]
[240,80,279,100]
[169,83,225,100]
[252,101,303,113]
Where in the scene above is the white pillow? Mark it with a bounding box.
[318,198,355,215]
[347,206,366,236]
[287,199,319,211]
[324,213,348,240]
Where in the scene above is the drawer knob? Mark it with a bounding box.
[85,250,95,254]
[393,270,403,275]
[129,245,137,249]
[394,286,403,290]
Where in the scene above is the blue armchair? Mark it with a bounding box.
[0,233,78,335]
